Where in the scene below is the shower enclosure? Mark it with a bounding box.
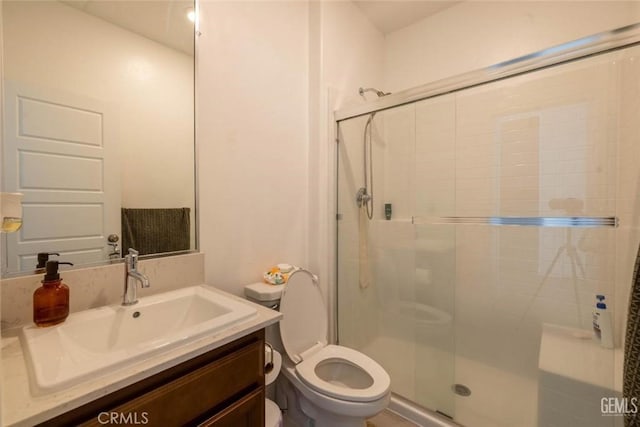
[336,26,640,427]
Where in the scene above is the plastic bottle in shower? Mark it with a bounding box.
[592,294,614,349]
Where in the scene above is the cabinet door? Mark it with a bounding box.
[199,388,265,427]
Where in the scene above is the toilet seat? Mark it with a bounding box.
[279,269,390,403]
[295,345,390,402]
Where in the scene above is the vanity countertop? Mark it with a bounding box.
[2,286,282,427]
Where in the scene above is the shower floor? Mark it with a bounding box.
[361,334,538,427]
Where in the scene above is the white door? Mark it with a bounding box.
[2,81,120,272]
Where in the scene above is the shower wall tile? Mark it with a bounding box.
[455,53,618,222]
[381,104,415,221]
[372,220,416,304]
[337,115,369,222]
[415,225,455,312]
[614,46,640,348]
[415,95,455,217]
[452,51,622,427]
[337,220,359,260]
[456,210,615,339]
[336,254,380,350]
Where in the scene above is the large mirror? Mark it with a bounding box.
[1,0,196,275]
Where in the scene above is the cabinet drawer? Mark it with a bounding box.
[80,339,263,426]
[198,388,265,427]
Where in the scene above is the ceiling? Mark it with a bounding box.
[354,1,461,34]
[60,0,459,54]
[61,0,195,55]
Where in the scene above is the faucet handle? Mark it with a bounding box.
[126,248,139,270]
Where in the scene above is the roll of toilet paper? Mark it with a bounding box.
[265,346,282,386]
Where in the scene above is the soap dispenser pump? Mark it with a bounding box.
[33,260,73,327]
[35,252,60,273]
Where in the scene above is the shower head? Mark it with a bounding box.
[359,87,391,98]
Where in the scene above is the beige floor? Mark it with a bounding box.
[367,410,420,427]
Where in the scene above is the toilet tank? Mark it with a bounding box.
[244,282,283,309]
[244,282,285,352]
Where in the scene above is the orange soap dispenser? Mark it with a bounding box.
[33,260,74,327]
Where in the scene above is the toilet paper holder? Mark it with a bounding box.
[265,342,274,374]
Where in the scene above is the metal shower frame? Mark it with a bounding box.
[335,22,640,229]
[336,23,640,123]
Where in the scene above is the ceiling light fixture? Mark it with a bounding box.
[187,8,196,23]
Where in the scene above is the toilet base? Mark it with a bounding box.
[278,372,385,427]
[277,375,311,427]
[299,397,367,427]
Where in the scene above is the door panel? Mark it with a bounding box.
[3,82,120,272]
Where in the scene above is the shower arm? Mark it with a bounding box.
[359,87,391,97]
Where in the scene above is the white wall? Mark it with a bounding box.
[319,1,385,109]
[384,1,640,92]
[197,0,383,299]
[197,1,310,295]
[3,1,194,215]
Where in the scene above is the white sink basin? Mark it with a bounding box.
[21,285,257,393]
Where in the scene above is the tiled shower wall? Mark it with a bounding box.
[337,44,640,427]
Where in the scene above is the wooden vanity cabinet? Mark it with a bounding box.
[39,329,265,427]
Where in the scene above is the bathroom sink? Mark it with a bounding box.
[20,285,257,393]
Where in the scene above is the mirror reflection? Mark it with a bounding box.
[1,0,196,275]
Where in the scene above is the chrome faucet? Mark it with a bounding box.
[123,248,150,306]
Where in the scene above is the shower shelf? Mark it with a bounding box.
[411,216,619,228]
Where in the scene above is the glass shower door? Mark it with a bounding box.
[336,41,636,427]
[412,94,457,417]
[336,101,457,418]
[449,47,620,427]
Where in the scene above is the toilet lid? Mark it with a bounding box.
[279,269,328,364]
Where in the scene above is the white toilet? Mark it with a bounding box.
[245,269,391,427]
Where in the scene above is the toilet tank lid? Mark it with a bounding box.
[244,282,283,302]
